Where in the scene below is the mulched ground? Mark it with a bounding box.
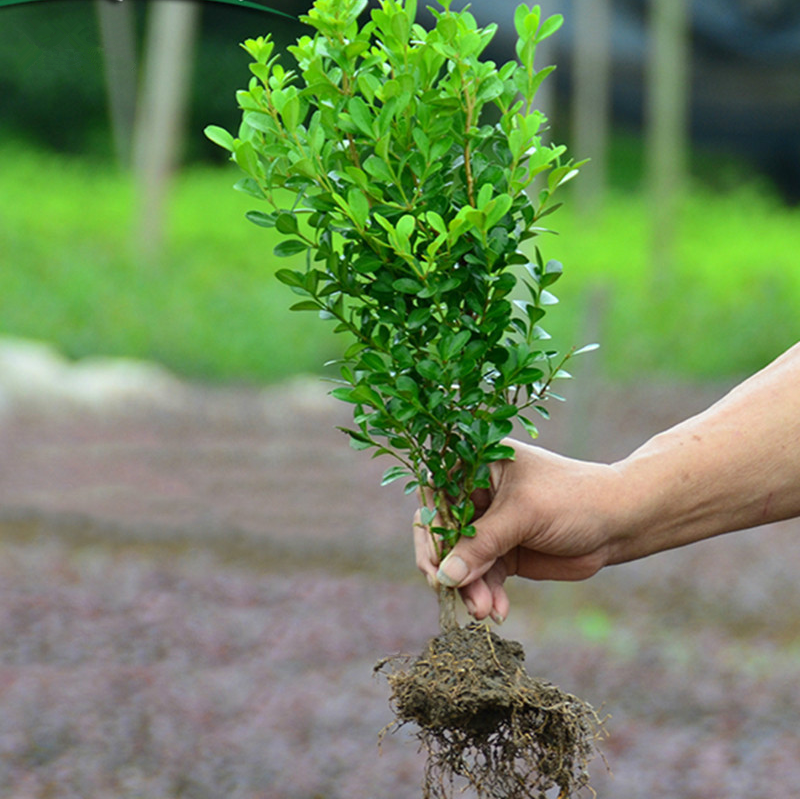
[1,376,799,798]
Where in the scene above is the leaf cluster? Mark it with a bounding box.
[205,0,588,556]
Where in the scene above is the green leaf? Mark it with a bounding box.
[461,524,477,539]
[407,307,431,329]
[281,95,301,131]
[541,259,563,286]
[381,465,410,486]
[492,403,518,420]
[536,14,564,44]
[483,443,516,462]
[233,140,259,178]
[412,127,430,159]
[347,188,370,229]
[273,239,309,257]
[485,194,513,229]
[275,213,298,235]
[396,214,415,241]
[351,384,383,407]
[243,111,275,135]
[514,3,539,38]
[464,208,486,232]
[488,419,514,443]
[304,194,337,212]
[363,155,393,183]
[395,375,419,397]
[352,254,383,274]
[289,158,317,179]
[393,278,423,294]
[425,211,447,235]
[556,168,580,189]
[274,269,305,288]
[419,506,437,526]
[348,97,375,139]
[345,39,371,60]
[359,351,386,371]
[330,387,358,403]
[516,366,544,383]
[391,10,410,43]
[442,330,471,361]
[233,178,266,200]
[246,210,276,228]
[417,359,441,382]
[290,300,320,311]
[520,417,539,439]
[204,125,235,152]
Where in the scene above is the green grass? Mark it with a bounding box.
[546,183,800,379]
[1,141,798,384]
[0,143,341,383]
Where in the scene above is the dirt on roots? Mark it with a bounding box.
[377,622,604,799]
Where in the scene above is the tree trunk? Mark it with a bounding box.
[571,0,611,218]
[646,0,690,288]
[94,0,138,170]
[133,0,201,261]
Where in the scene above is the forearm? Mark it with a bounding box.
[608,343,800,563]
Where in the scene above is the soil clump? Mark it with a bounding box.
[377,622,603,799]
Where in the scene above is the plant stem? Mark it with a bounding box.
[438,584,458,633]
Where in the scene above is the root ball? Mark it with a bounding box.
[377,623,603,799]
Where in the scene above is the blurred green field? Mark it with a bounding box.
[1,142,798,384]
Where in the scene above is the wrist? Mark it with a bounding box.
[603,446,678,565]
[605,427,730,564]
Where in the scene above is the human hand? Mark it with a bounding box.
[413,439,625,623]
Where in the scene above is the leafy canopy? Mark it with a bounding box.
[205,0,591,556]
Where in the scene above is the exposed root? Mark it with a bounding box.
[376,623,604,799]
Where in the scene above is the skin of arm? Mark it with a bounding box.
[414,342,800,623]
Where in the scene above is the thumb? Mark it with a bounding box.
[436,524,505,588]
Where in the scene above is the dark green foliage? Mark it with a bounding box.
[207,0,588,557]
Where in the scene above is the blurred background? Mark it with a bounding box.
[1,0,798,385]
[1,2,800,798]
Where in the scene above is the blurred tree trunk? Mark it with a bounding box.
[95,0,138,170]
[571,0,611,218]
[646,0,690,287]
[133,0,201,261]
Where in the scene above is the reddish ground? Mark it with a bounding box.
[1,377,799,798]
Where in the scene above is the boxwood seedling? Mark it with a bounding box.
[207,3,603,796]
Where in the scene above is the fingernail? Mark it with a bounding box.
[491,611,505,625]
[436,554,468,588]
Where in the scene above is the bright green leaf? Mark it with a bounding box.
[348,96,375,139]
[204,125,235,152]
